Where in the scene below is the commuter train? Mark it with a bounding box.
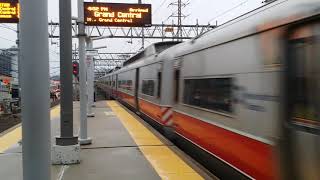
[97,0,320,179]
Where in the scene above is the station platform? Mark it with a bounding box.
[0,101,215,180]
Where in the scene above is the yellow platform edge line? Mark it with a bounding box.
[107,101,203,180]
[0,105,60,153]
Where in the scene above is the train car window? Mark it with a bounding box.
[118,80,133,91]
[157,72,161,98]
[142,80,155,96]
[127,80,133,91]
[289,38,320,126]
[183,78,233,113]
[118,81,122,88]
[260,29,282,66]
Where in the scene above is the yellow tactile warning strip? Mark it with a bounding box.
[0,105,60,153]
[107,101,204,180]
[0,125,21,153]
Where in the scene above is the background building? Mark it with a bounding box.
[0,48,19,101]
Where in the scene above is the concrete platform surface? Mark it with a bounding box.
[0,101,214,180]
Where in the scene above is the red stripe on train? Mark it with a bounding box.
[173,111,278,180]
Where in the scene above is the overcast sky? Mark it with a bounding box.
[0,0,264,75]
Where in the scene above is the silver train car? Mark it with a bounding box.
[97,0,320,179]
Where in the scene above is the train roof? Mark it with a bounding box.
[122,41,181,66]
[98,41,181,78]
[170,0,320,57]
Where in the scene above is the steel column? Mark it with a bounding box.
[56,0,78,146]
[20,0,51,178]
[86,38,94,117]
[78,0,92,145]
[16,24,20,97]
[88,0,97,111]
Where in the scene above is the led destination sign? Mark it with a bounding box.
[0,0,19,23]
[84,2,151,27]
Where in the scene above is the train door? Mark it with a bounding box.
[282,21,320,180]
[174,69,180,102]
[135,68,140,110]
[110,75,113,97]
[111,75,115,97]
[157,71,162,99]
[115,74,118,98]
[174,57,182,103]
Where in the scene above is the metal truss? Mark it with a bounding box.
[94,68,110,78]
[94,53,134,67]
[72,52,135,78]
[55,22,216,76]
[49,22,216,40]
[91,51,139,78]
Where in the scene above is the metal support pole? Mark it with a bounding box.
[86,38,94,117]
[90,54,95,107]
[56,0,78,146]
[141,28,145,49]
[178,0,182,41]
[91,56,95,106]
[20,0,51,178]
[138,0,144,49]
[78,0,92,145]
[161,21,164,42]
[16,24,21,97]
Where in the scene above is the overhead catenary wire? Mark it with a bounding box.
[0,35,16,43]
[208,0,250,23]
[0,24,17,32]
[50,69,60,75]
[50,66,60,69]
[0,25,17,44]
[153,0,169,15]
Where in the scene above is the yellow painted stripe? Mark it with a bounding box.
[0,126,21,153]
[0,105,60,153]
[107,101,203,180]
[50,105,60,118]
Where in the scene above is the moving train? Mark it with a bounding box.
[97,0,320,179]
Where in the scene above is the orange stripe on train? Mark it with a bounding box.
[173,111,278,180]
[139,99,163,124]
[117,91,136,107]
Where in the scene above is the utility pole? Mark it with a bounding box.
[168,0,188,41]
[177,0,182,39]
[78,0,92,145]
[138,0,144,49]
[20,0,51,179]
